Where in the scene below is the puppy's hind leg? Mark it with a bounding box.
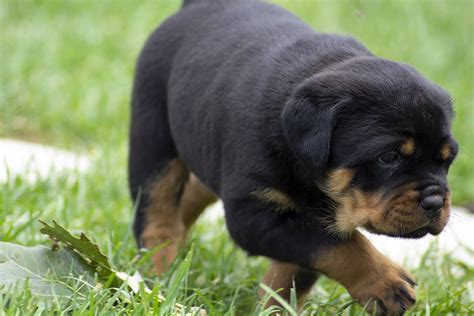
[180,173,218,233]
[139,160,189,274]
[260,261,319,310]
[130,164,216,274]
[129,131,188,274]
[129,66,187,274]
[129,105,216,274]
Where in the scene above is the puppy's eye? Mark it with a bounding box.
[377,151,401,165]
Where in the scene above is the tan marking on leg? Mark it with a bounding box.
[252,188,298,212]
[314,231,417,314]
[180,173,218,230]
[400,137,416,156]
[141,159,187,274]
[440,143,451,161]
[149,229,180,275]
[260,261,318,309]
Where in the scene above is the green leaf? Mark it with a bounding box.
[0,242,95,298]
[1,221,206,314]
[39,220,113,280]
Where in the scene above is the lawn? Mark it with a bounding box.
[0,0,473,314]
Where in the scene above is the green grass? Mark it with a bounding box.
[0,0,473,314]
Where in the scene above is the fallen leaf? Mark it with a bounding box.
[0,242,95,299]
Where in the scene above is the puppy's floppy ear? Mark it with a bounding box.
[281,76,344,171]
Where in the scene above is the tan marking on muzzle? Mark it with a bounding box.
[323,175,446,238]
[330,189,384,237]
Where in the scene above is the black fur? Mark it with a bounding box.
[129,0,457,269]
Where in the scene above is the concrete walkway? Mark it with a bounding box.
[0,139,90,182]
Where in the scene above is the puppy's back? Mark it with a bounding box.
[137,0,370,193]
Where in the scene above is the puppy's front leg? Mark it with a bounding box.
[225,194,416,314]
[314,231,417,315]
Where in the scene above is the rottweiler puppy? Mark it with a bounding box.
[128,0,458,314]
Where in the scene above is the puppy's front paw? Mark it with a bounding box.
[348,264,417,315]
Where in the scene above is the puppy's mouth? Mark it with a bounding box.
[364,215,447,239]
[362,186,452,239]
[325,178,451,239]
[365,222,430,238]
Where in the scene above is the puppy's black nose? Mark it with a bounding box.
[420,195,444,219]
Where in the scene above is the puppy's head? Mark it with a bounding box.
[282,57,458,239]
